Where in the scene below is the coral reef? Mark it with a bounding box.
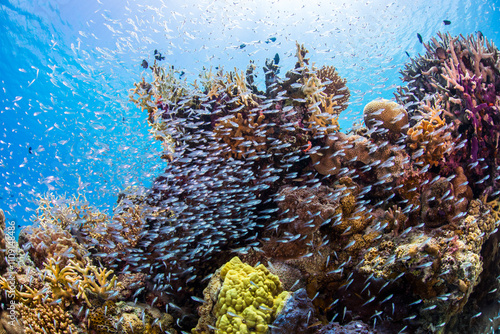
[406,105,453,167]
[19,225,88,268]
[5,31,500,334]
[87,301,177,334]
[396,32,500,196]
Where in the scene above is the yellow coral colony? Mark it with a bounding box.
[214,257,289,334]
[295,44,346,135]
[407,105,451,167]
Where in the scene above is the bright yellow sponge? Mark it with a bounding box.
[214,257,290,334]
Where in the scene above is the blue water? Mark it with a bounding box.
[1,0,499,237]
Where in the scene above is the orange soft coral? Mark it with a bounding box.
[407,106,453,167]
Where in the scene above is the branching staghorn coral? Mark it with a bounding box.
[19,193,107,270]
[0,275,46,305]
[316,65,350,113]
[67,260,121,307]
[129,64,190,161]
[44,257,80,301]
[396,32,500,196]
[34,192,108,230]
[1,256,120,309]
[396,32,499,114]
[286,43,344,135]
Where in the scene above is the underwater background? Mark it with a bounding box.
[1,0,498,233]
[2,0,500,333]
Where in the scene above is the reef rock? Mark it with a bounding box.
[269,288,316,334]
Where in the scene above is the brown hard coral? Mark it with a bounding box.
[261,185,339,259]
[420,174,471,228]
[407,106,453,167]
[88,300,118,334]
[363,99,408,134]
[214,111,267,159]
[310,132,372,176]
[19,225,88,269]
[316,65,350,114]
[19,302,77,334]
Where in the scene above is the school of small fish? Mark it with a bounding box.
[2,2,500,333]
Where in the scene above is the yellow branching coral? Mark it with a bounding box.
[229,68,258,107]
[21,193,104,269]
[289,43,345,135]
[130,64,190,121]
[199,66,258,107]
[214,257,289,334]
[68,260,121,306]
[214,111,267,159]
[44,257,80,301]
[1,256,121,310]
[308,95,341,134]
[0,276,45,305]
[407,106,453,166]
[130,77,156,122]
[1,257,81,306]
[129,64,188,160]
